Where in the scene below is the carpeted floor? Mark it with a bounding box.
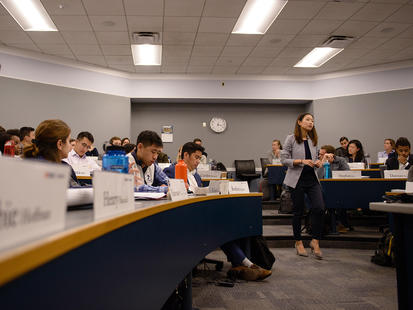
[192,248,397,310]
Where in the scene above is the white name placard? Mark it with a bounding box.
[168,179,188,201]
[332,170,362,179]
[208,180,229,195]
[228,181,250,194]
[377,157,386,164]
[0,157,70,251]
[93,171,134,220]
[384,170,408,179]
[72,162,92,177]
[197,170,223,179]
[348,162,365,170]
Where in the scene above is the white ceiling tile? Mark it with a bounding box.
[187,66,213,73]
[76,55,107,66]
[364,48,399,59]
[349,36,390,49]
[108,64,135,72]
[300,19,343,35]
[286,67,318,75]
[386,4,413,23]
[38,43,72,55]
[262,67,289,75]
[89,16,127,31]
[376,37,413,51]
[0,5,9,15]
[399,25,413,38]
[163,32,196,45]
[336,48,368,60]
[350,3,402,22]
[0,31,32,44]
[101,45,132,55]
[163,45,193,57]
[96,32,130,44]
[105,55,134,65]
[6,42,41,52]
[257,34,294,48]
[388,47,413,61]
[82,0,124,15]
[161,65,187,73]
[198,17,237,33]
[165,0,205,16]
[277,47,313,59]
[189,56,218,66]
[226,34,261,47]
[124,0,164,16]
[369,0,409,3]
[266,19,309,35]
[70,44,102,55]
[162,56,190,65]
[51,15,92,31]
[42,0,86,15]
[0,15,22,30]
[216,56,246,66]
[237,66,266,74]
[278,1,326,19]
[194,33,229,45]
[249,47,281,58]
[212,66,239,74]
[135,66,161,73]
[333,20,378,38]
[315,2,365,20]
[269,57,299,68]
[364,22,411,37]
[164,17,200,32]
[203,0,245,18]
[28,32,65,44]
[288,35,326,48]
[126,16,163,33]
[220,46,253,57]
[192,46,223,56]
[61,31,98,44]
[242,57,274,66]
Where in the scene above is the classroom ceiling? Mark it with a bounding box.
[0,0,413,76]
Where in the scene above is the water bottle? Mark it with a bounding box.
[102,146,128,173]
[175,159,188,184]
[3,140,15,157]
[365,153,371,169]
[323,161,330,179]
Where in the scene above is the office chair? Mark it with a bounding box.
[260,157,271,178]
[234,160,261,182]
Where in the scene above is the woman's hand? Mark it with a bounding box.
[314,160,322,168]
[302,159,314,167]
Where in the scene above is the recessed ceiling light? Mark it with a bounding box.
[0,0,58,31]
[294,47,343,68]
[131,44,162,66]
[232,0,288,35]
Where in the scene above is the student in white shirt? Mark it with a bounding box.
[378,138,395,161]
[64,131,100,172]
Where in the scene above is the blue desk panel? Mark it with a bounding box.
[267,165,287,185]
[0,195,262,310]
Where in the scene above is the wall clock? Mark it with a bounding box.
[209,117,227,133]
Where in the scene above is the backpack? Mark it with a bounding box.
[371,228,395,267]
[249,235,276,270]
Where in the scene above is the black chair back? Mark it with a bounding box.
[260,157,271,177]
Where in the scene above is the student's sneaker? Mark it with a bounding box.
[227,264,272,281]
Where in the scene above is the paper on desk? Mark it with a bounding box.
[67,187,94,206]
[134,192,166,200]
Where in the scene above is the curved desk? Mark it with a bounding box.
[0,194,262,310]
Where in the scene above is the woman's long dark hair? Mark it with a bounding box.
[294,113,318,146]
[347,139,365,162]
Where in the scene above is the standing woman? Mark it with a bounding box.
[281,113,324,259]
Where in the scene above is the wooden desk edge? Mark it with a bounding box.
[0,193,262,287]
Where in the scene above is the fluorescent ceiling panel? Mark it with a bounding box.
[294,47,343,68]
[232,0,288,34]
[131,44,162,66]
[0,0,57,31]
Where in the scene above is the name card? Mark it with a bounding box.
[208,180,229,195]
[197,170,223,179]
[168,179,188,201]
[406,182,413,193]
[228,181,250,194]
[332,170,362,179]
[0,157,69,251]
[93,171,134,220]
[348,162,365,170]
[384,170,408,179]
[377,157,386,164]
[72,162,93,177]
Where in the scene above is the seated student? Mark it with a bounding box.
[157,151,170,163]
[109,136,122,146]
[317,145,349,179]
[164,142,272,281]
[69,138,76,148]
[121,137,130,146]
[193,138,208,164]
[63,131,101,172]
[19,126,35,147]
[130,130,169,193]
[378,138,395,161]
[386,137,413,170]
[0,132,12,156]
[346,139,368,166]
[335,136,349,158]
[22,119,82,187]
[6,129,22,156]
[267,139,282,164]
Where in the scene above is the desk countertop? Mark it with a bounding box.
[370,202,413,215]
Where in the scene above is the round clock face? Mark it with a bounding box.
[210,117,227,133]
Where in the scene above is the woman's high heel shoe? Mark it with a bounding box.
[295,242,308,257]
[309,240,323,260]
